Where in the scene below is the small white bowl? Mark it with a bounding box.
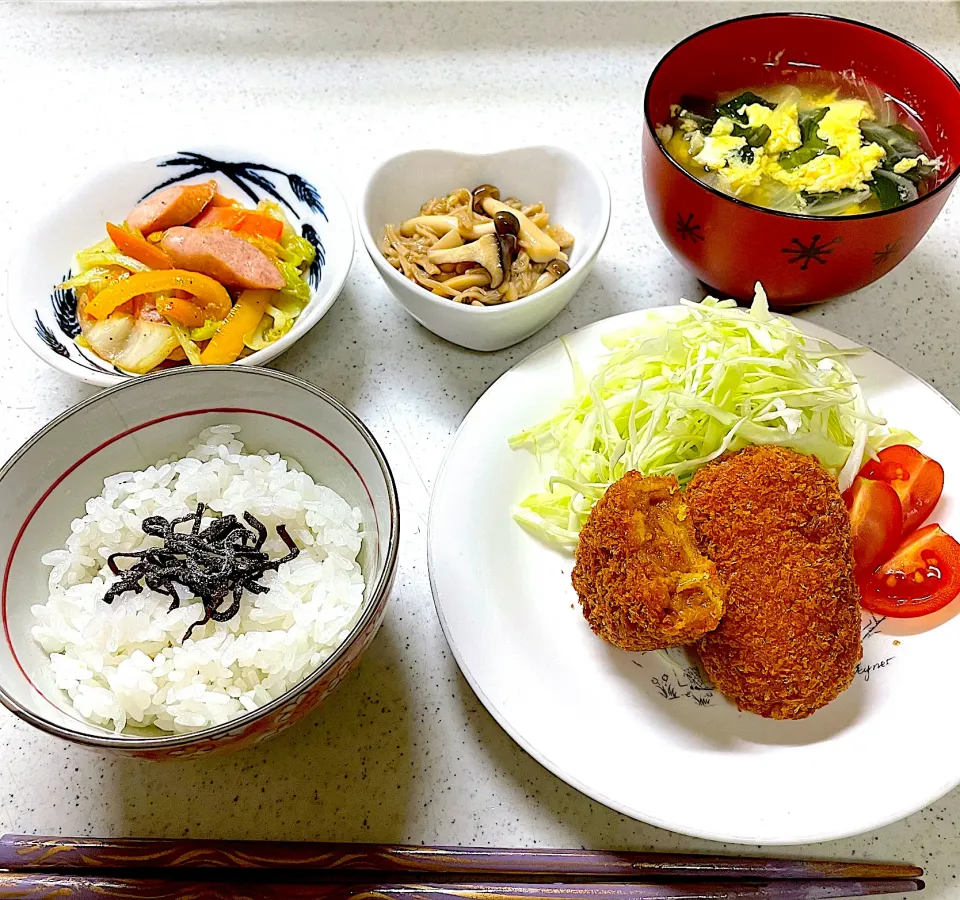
[9,146,354,386]
[359,146,611,352]
[0,366,399,758]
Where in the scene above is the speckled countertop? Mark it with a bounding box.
[1,0,959,890]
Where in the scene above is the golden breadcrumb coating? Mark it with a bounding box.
[572,472,726,651]
[686,445,862,720]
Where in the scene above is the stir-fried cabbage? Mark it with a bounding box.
[168,319,203,365]
[61,197,316,371]
[243,295,307,350]
[59,266,125,293]
[508,285,913,547]
[242,201,314,349]
[59,238,149,294]
[255,200,315,300]
[189,320,221,341]
[70,238,149,277]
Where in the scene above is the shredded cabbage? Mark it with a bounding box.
[508,284,914,548]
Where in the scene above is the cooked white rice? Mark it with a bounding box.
[31,425,366,735]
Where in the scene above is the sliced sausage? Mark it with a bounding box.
[126,181,217,235]
[160,227,284,291]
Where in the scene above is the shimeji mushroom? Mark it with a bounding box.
[477,195,560,263]
[399,214,494,240]
[428,211,521,291]
[431,227,463,250]
[529,259,571,294]
[428,234,507,289]
[471,184,501,215]
[443,271,491,291]
[399,215,459,237]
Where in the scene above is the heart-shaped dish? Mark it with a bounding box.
[358,146,611,352]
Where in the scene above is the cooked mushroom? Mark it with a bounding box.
[383,185,574,306]
[529,259,571,294]
[493,210,520,280]
[428,234,506,289]
[399,215,459,237]
[493,210,520,238]
[432,227,463,251]
[471,184,501,215]
[480,197,560,263]
[399,215,494,240]
[443,271,491,292]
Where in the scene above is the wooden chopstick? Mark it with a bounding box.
[0,875,926,900]
[0,837,925,881]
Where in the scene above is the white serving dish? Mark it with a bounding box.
[358,146,611,352]
[8,146,354,386]
[430,307,960,844]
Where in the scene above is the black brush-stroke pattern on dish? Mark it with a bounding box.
[34,312,70,358]
[143,151,326,222]
[40,274,129,376]
[301,223,325,289]
[52,274,81,338]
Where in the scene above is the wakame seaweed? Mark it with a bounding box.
[778,108,842,170]
[715,91,775,123]
[869,173,902,210]
[800,189,861,211]
[871,168,919,210]
[861,121,924,167]
[727,123,772,163]
[862,121,938,186]
[678,92,776,138]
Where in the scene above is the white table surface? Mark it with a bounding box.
[2,0,959,890]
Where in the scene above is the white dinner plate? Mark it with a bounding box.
[429,306,960,845]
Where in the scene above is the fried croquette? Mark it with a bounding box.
[571,472,726,651]
[685,445,862,720]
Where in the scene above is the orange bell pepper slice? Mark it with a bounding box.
[156,295,208,327]
[200,290,270,365]
[191,207,284,243]
[106,222,173,270]
[85,270,232,321]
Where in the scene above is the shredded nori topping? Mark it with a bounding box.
[103,504,300,641]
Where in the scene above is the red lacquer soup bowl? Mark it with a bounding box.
[0,366,399,759]
[643,13,960,307]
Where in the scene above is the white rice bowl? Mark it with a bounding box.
[30,425,366,734]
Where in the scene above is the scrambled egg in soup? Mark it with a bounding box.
[660,85,938,216]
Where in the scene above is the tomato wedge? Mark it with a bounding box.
[859,524,960,617]
[858,445,944,533]
[843,476,902,576]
